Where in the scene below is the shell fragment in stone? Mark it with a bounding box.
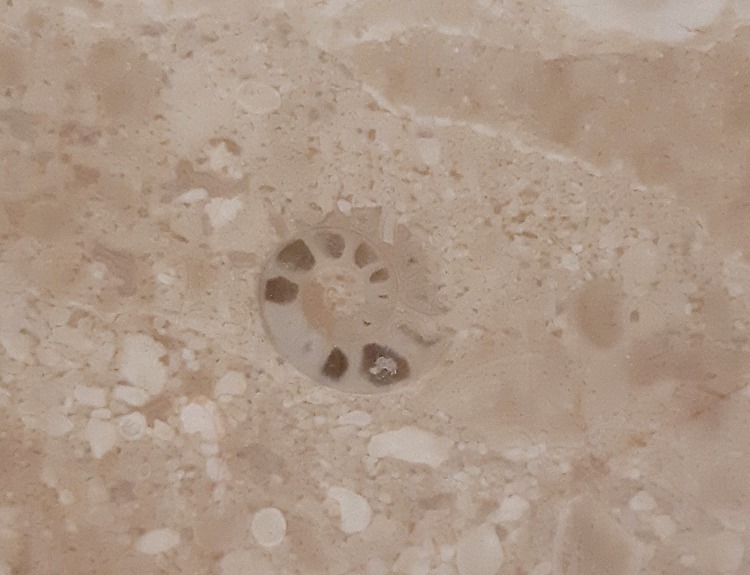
[259,208,450,394]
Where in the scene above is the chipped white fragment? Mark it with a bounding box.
[561,252,580,272]
[156,269,176,285]
[119,333,167,396]
[237,80,281,115]
[176,187,208,204]
[152,419,175,441]
[135,528,180,555]
[456,523,504,575]
[629,490,656,511]
[86,418,117,459]
[327,486,373,534]
[90,408,111,420]
[252,507,286,548]
[205,197,242,229]
[74,385,107,408]
[206,457,230,482]
[180,402,222,442]
[118,412,147,441]
[58,489,75,506]
[0,329,34,362]
[651,515,676,541]
[368,426,453,468]
[337,198,352,215]
[181,348,198,371]
[45,410,74,437]
[490,495,530,523]
[440,545,456,562]
[114,384,150,406]
[214,370,247,398]
[337,410,372,427]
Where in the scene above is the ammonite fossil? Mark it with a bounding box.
[259,208,450,394]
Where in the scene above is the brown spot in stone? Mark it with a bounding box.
[369,268,389,283]
[321,347,348,380]
[573,278,623,349]
[73,164,101,187]
[85,39,166,121]
[277,239,315,271]
[318,231,345,258]
[264,276,299,304]
[354,242,378,268]
[0,43,24,87]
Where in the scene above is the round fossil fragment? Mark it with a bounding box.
[259,207,450,394]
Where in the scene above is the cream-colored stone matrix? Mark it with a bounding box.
[1,1,750,574]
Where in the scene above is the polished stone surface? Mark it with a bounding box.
[1,1,750,574]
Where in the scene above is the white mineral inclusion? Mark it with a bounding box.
[327,486,373,534]
[337,410,372,427]
[214,370,247,397]
[252,507,287,548]
[114,384,150,407]
[118,412,147,441]
[629,490,656,511]
[490,494,530,523]
[136,528,180,555]
[73,385,107,408]
[368,426,453,468]
[205,196,242,229]
[180,402,222,442]
[86,418,117,459]
[118,333,168,396]
[237,80,281,115]
[456,523,504,575]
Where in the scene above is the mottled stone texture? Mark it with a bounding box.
[1,1,749,574]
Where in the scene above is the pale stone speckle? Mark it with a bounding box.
[456,523,504,575]
[251,507,286,548]
[368,426,453,468]
[327,486,373,534]
[86,418,117,459]
[629,490,656,511]
[214,370,247,398]
[118,333,168,396]
[205,197,243,229]
[135,528,180,555]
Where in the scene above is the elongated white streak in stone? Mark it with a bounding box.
[368,426,453,468]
